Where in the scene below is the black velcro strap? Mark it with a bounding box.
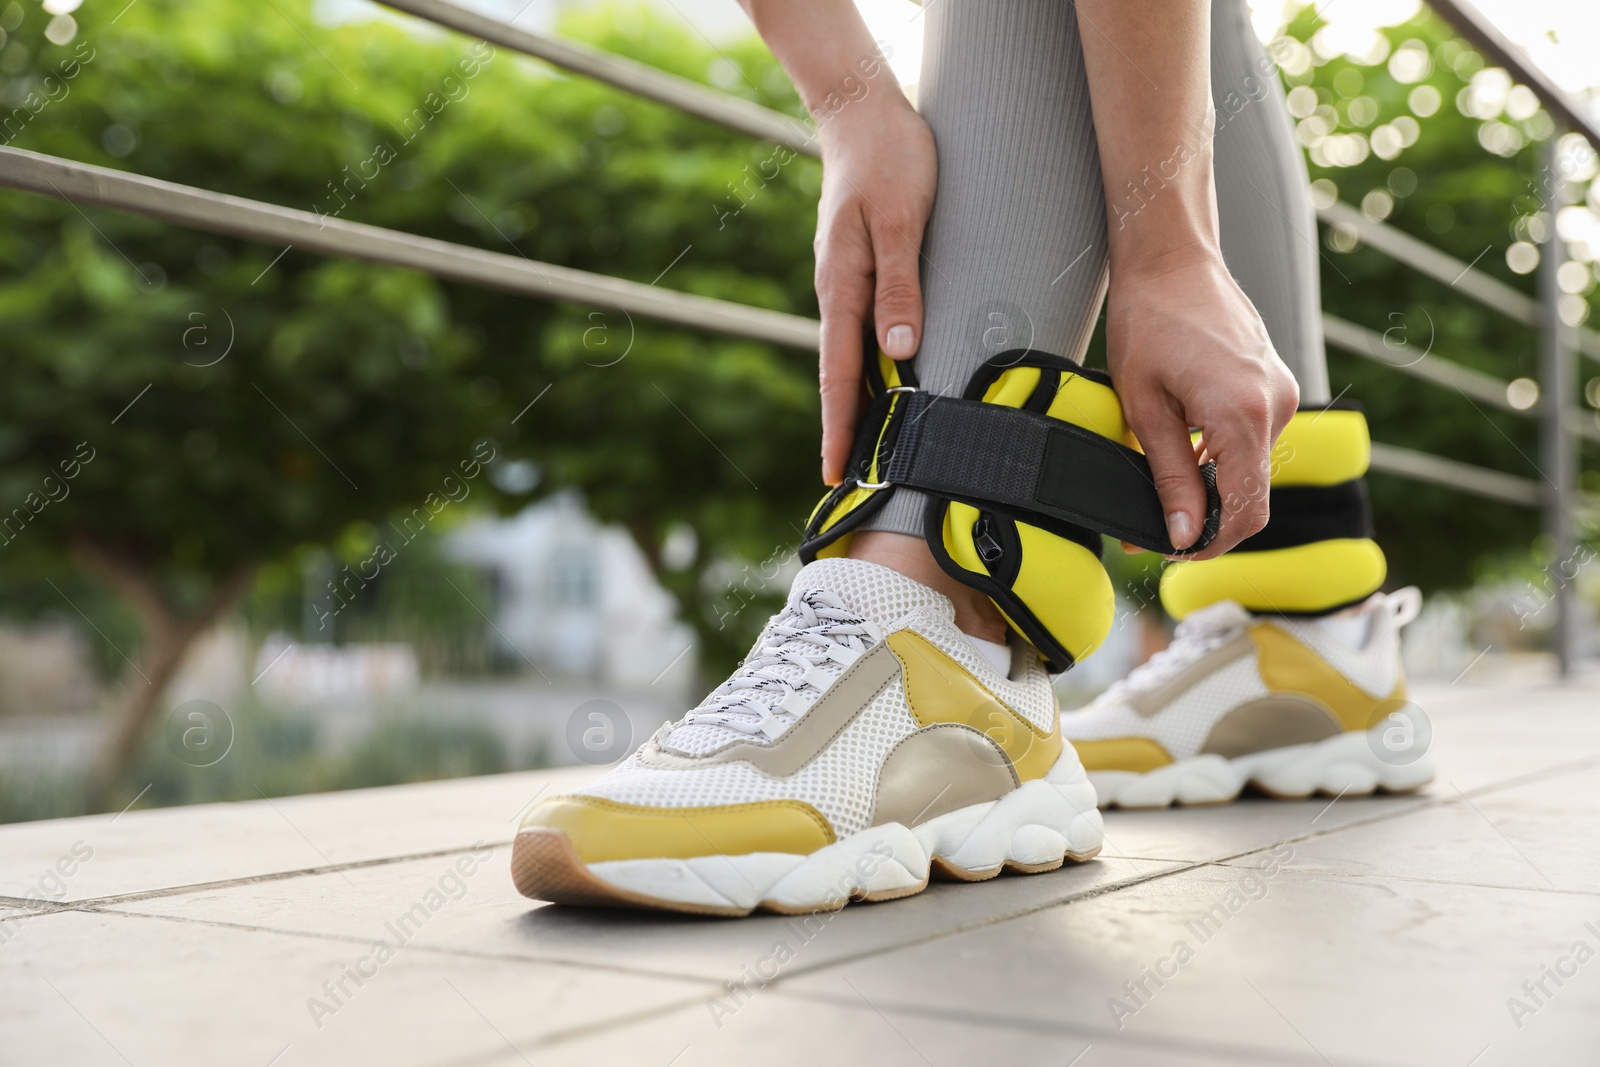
[881,393,1220,555]
[1234,480,1372,552]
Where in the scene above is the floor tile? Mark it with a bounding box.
[780,863,1600,1067]
[1216,758,1600,894]
[472,986,1257,1067]
[0,908,708,1067]
[1096,792,1429,863]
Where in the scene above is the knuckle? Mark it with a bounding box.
[1234,394,1273,425]
[1153,469,1195,497]
[874,278,921,310]
[817,361,858,396]
[1277,380,1302,417]
[818,372,851,395]
[815,275,862,311]
[869,202,921,231]
[1120,391,1174,428]
[1231,501,1271,536]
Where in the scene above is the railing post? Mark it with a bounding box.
[1537,128,1576,676]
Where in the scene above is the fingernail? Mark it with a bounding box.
[884,324,915,358]
[1167,511,1194,550]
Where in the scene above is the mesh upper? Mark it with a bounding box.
[1062,656,1268,760]
[798,557,959,626]
[577,681,918,837]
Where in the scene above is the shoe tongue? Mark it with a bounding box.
[1183,600,1254,633]
[787,558,955,628]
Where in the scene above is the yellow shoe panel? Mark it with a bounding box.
[1072,737,1174,773]
[520,796,835,864]
[886,630,1063,781]
[1250,622,1405,732]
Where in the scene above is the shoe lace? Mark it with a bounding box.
[1102,601,1249,702]
[676,589,881,740]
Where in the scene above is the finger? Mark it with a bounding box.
[1125,395,1210,555]
[816,269,871,487]
[869,214,926,360]
[1186,405,1276,561]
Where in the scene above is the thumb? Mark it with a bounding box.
[1130,400,1208,553]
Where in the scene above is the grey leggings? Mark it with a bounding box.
[867,0,1327,537]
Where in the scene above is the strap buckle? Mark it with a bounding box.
[853,386,918,491]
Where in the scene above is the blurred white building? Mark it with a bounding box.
[443,493,698,690]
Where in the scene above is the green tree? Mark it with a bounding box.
[0,0,821,802]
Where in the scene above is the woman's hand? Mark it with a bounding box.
[814,99,936,485]
[1106,250,1300,559]
[1074,1,1298,560]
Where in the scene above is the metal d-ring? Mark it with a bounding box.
[854,386,918,490]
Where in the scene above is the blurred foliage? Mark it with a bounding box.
[1281,9,1596,589]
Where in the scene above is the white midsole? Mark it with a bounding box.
[574,754,1104,912]
[1086,723,1436,809]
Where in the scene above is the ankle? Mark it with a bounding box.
[845,531,1008,643]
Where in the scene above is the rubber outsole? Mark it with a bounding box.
[1086,724,1436,810]
[511,769,1104,916]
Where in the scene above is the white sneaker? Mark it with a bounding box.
[513,558,1103,915]
[1061,589,1434,808]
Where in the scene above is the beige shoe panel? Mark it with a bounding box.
[1198,695,1343,758]
[1127,631,1255,718]
[871,724,1020,828]
[636,641,902,776]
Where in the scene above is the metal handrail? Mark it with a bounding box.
[1369,442,1539,506]
[1319,201,1600,365]
[1323,313,1518,411]
[1323,312,1600,444]
[0,146,820,350]
[377,0,819,157]
[0,145,1554,512]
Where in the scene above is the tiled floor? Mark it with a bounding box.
[3,681,1598,1067]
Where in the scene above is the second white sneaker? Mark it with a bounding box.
[1062,588,1434,808]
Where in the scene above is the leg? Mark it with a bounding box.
[853,0,1110,637]
[1209,0,1331,403]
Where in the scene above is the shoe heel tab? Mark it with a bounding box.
[1387,586,1423,629]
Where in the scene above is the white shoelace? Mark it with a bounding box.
[674,590,881,741]
[1101,600,1252,702]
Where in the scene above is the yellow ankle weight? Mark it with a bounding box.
[1160,404,1386,620]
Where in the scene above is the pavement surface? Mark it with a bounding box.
[3,680,1598,1066]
